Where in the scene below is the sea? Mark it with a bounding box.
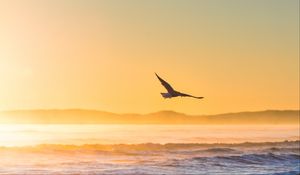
[0,124,299,175]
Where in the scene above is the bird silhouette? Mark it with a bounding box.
[155,73,204,99]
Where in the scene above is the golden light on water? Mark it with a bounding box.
[0,124,298,147]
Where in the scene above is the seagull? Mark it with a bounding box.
[155,73,204,99]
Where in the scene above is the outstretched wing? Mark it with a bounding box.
[155,73,175,93]
[177,92,204,99]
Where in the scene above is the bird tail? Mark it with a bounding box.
[160,93,172,98]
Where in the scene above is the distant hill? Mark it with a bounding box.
[0,109,298,124]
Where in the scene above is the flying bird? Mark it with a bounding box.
[155,73,204,99]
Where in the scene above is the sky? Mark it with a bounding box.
[0,0,299,115]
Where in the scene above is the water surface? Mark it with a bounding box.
[0,124,299,175]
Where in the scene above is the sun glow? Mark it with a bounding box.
[0,0,299,114]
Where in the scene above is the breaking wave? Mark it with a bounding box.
[0,140,299,175]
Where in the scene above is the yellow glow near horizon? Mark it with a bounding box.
[0,124,299,147]
[0,0,299,115]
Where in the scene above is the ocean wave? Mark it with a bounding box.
[0,141,299,175]
[202,147,239,153]
[211,153,300,165]
[159,153,300,175]
[264,147,300,154]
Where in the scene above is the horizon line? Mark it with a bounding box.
[1,108,299,116]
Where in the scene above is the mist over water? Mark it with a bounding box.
[0,124,298,146]
[0,124,299,175]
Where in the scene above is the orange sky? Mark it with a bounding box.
[0,0,299,114]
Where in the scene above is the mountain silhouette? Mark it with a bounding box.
[0,109,298,124]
